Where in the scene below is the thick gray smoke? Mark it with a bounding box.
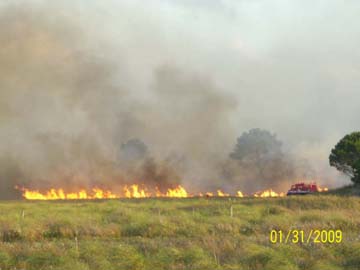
[0,1,358,198]
[0,2,237,197]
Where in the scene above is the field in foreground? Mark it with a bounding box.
[0,196,359,270]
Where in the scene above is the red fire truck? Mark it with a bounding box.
[286,182,319,195]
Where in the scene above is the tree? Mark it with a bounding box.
[119,138,148,161]
[329,132,360,184]
[229,128,293,190]
[230,128,282,162]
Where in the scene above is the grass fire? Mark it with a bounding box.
[1,1,360,269]
[16,182,329,200]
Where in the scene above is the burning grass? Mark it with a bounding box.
[15,182,329,200]
[16,185,293,200]
[0,196,359,269]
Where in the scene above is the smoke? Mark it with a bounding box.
[0,2,237,197]
[0,1,358,198]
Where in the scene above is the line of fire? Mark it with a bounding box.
[15,182,329,200]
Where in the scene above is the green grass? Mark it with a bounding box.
[0,196,359,270]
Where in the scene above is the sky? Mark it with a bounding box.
[0,0,359,196]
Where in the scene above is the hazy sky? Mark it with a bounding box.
[59,0,359,141]
[0,0,359,194]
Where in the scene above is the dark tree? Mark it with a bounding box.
[228,128,293,190]
[230,128,282,162]
[119,138,148,161]
[329,132,360,184]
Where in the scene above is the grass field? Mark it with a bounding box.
[0,195,359,270]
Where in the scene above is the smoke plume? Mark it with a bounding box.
[0,1,358,198]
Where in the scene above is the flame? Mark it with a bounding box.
[317,186,329,192]
[236,191,244,197]
[254,189,285,198]
[166,185,188,198]
[17,186,247,200]
[124,185,149,198]
[19,187,119,200]
[17,185,192,200]
[217,190,230,197]
[16,182,328,200]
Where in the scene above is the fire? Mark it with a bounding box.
[254,189,285,198]
[17,185,192,200]
[124,185,149,198]
[19,187,119,200]
[205,192,214,197]
[236,191,244,197]
[15,182,328,200]
[16,185,249,200]
[16,186,281,200]
[217,190,230,197]
[165,185,188,198]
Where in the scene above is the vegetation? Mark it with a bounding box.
[330,131,360,183]
[0,196,359,270]
[228,128,294,189]
[230,128,283,161]
[328,184,360,196]
[120,138,148,161]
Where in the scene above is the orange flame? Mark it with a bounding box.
[165,185,188,198]
[236,191,244,198]
[19,187,119,200]
[17,186,242,200]
[15,182,328,200]
[254,189,285,198]
[217,190,230,197]
[124,185,149,198]
[17,185,192,200]
[317,186,329,192]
